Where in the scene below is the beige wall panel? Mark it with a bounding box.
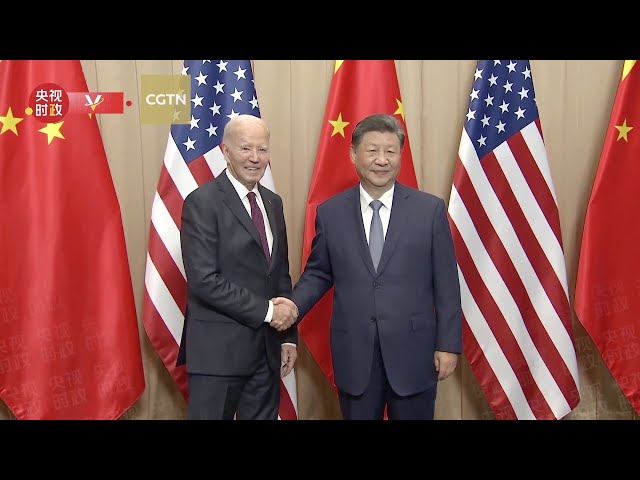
[253,61,293,223]
[419,60,468,419]
[81,60,99,94]
[460,357,493,420]
[134,59,186,419]
[0,403,11,419]
[172,60,184,76]
[80,61,101,134]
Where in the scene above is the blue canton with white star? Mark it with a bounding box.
[171,60,261,164]
[464,60,537,159]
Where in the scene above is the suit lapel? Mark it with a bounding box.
[376,183,410,275]
[349,186,377,278]
[218,172,265,258]
[259,185,278,272]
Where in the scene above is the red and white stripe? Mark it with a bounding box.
[142,137,298,420]
[447,120,579,420]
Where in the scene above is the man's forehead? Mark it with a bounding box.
[360,132,400,145]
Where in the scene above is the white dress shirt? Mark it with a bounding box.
[359,183,395,244]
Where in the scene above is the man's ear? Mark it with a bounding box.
[349,146,356,164]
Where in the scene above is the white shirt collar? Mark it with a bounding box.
[225,168,259,200]
[359,183,395,211]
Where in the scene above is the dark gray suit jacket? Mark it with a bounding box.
[292,182,461,396]
[177,170,296,376]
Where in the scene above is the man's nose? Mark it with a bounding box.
[248,149,260,162]
[374,154,389,165]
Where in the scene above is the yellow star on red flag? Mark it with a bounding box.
[329,113,349,138]
[394,99,405,122]
[0,107,24,135]
[38,121,65,144]
[615,118,633,142]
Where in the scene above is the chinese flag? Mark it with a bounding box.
[0,60,145,419]
[299,60,418,388]
[575,60,640,414]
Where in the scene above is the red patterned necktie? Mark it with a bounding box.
[247,191,271,262]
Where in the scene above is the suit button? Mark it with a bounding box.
[267,275,271,280]
[370,316,376,322]
[373,282,381,289]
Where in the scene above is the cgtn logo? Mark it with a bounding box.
[140,74,190,124]
[145,93,187,106]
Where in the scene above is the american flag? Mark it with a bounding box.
[447,60,580,419]
[141,60,298,420]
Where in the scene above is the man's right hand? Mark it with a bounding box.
[270,297,298,331]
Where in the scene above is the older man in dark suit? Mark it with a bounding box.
[277,113,462,420]
[178,114,297,420]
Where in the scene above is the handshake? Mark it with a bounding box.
[269,297,298,332]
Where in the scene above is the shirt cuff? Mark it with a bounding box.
[264,300,274,323]
[282,343,297,347]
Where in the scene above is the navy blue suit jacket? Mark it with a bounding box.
[292,182,461,396]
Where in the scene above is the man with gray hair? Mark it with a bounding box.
[277,113,461,420]
[178,114,297,420]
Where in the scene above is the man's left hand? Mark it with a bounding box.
[434,351,458,381]
[281,344,297,377]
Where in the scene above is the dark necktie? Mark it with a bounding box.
[369,199,383,271]
[247,191,271,262]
